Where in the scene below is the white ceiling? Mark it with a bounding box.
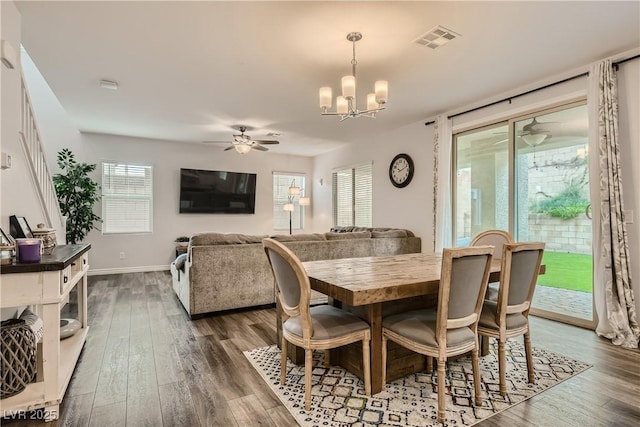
[16,1,640,157]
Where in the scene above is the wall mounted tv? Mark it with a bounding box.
[179,168,257,214]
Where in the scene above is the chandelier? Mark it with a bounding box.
[319,32,388,121]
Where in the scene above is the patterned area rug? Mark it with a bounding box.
[244,342,590,426]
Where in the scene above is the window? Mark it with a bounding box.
[332,163,372,227]
[273,172,306,231]
[102,162,153,234]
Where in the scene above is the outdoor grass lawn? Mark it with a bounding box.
[538,251,593,292]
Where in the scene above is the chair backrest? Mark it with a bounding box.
[263,238,312,335]
[471,229,514,260]
[437,246,494,345]
[496,242,545,320]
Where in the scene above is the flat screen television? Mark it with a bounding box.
[179,168,257,214]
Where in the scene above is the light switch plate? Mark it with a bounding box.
[1,152,11,169]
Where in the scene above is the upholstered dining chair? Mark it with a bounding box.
[471,229,514,302]
[262,238,372,410]
[381,246,494,423]
[477,241,545,397]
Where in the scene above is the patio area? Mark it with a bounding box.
[532,284,593,321]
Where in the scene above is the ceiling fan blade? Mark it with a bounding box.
[253,140,279,145]
[253,145,269,151]
[202,140,231,144]
[223,146,235,151]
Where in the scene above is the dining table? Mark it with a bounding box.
[302,252,505,394]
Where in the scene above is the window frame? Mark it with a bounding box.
[101,161,154,235]
[332,162,373,227]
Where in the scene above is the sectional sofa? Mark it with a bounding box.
[170,228,422,318]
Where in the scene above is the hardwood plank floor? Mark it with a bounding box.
[2,271,639,426]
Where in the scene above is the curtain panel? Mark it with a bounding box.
[589,59,639,349]
[433,114,453,252]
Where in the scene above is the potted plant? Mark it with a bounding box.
[53,148,102,244]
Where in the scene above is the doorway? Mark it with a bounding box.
[453,101,594,327]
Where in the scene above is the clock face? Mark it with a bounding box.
[389,154,414,188]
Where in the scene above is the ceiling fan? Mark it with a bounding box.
[203,125,280,154]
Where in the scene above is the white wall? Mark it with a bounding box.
[312,121,434,249]
[0,2,46,236]
[45,132,315,273]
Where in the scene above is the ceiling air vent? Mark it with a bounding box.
[414,25,461,49]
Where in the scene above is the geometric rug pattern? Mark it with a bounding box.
[244,341,591,426]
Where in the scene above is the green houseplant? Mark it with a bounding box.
[53,148,102,244]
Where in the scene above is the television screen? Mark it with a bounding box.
[179,168,257,214]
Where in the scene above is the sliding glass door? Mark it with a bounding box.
[454,102,594,327]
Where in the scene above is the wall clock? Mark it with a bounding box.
[389,153,414,188]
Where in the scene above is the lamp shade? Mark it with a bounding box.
[288,186,301,196]
[319,86,332,109]
[342,75,356,99]
[375,80,388,104]
[283,203,294,212]
[299,197,310,206]
[367,93,378,111]
[336,96,348,115]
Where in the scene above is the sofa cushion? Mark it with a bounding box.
[330,226,372,233]
[270,233,327,242]
[372,229,409,238]
[190,233,267,246]
[325,231,372,240]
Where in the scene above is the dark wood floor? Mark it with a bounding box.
[3,271,639,426]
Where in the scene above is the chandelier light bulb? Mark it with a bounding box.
[319,87,332,110]
[375,80,388,104]
[342,75,356,99]
[336,96,348,115]
[367,93,378,111]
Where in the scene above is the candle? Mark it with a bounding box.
[16,238,41,263]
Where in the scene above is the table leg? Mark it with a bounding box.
[365,303,384,394]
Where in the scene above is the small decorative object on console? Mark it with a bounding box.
[0,227,15,265]
[16,238,41,263]
[32,224,57,255]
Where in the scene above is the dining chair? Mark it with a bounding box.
[477,241,545,397]
[262,238,371,410]
[471,229,514,302]
[381,246,494,423]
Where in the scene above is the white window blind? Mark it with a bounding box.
[102,162,153,234]
[333,163,372,227]
[273,173,306,231]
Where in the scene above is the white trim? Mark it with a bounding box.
[331,160,373,173]
[88,265,169,276]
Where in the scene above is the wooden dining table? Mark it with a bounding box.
[302,252,505,394]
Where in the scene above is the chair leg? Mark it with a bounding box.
[363,338,371,396]
[437,358,446,423]
[280,335,287,385]
[381,335,387,388]
[304,348,313,411]
[471,346,482,406]
[426,355,433,374]
[480,334,490,356]
[498,339,507,397]
[324,350,331,368]
[524,331,535,384]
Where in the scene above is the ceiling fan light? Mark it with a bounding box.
[521,133,547,147]
[234,144,252,154]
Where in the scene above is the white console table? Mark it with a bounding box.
[0,244,90,421]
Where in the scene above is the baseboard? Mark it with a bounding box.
[88,265,170,276]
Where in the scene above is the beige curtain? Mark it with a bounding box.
[433,115,452,252]
[589,59,639,348]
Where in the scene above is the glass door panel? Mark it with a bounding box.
[454,123,509,246]
[513,103,593,324]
